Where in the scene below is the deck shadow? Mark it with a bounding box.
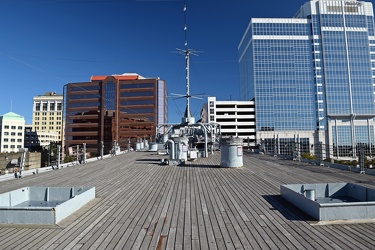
[262,195,314,222]
[136,159,162,162]
[135,159,163,165]
[178,163,220,169]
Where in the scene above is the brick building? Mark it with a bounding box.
[63,73,167,156]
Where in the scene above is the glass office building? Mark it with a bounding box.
[238,0,375,158]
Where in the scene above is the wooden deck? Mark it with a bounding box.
[1,151,375,249]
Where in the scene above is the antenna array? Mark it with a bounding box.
[172,0,200,124]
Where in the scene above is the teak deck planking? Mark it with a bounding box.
[1,151,375,249]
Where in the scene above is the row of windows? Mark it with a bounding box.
[3,132,23,136]
[3,125,23,130]
[120,108,154,114]
[68,111,98,116]
[252,23,309,36]
[70,86,100,91]
[70,102,100,108]
[120,100,154,106]
[221,125,255,129]
[120,91,154,97]
[320,13,364,27]
[2,145,22,149]
[121,83,154,89]
[35,103,62,111]
[35,117,62,121]
[27,134,58,138]
[34,122,62,125]
[3,138,22,142]
[35,112,62,116]
[70,94,99,100]
[69,83,155,92]
[211,110,255,116]
[34,126,61,130]
[67,94,155,108]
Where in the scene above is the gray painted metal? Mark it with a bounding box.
[0,186,95,224]
[173,136,188,162]
[281,183,375,221]
[219,136,243,168]
[148,143,158,152]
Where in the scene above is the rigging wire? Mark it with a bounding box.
[1,0,199,122]
[0,51,159,118]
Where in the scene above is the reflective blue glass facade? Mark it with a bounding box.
[239,0,375,155]
[318,16,374,117]
[239,19,315,131]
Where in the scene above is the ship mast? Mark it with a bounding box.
[176,0,198,124]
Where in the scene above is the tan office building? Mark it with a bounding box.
[32,92,63,147]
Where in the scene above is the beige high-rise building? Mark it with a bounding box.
[32,92,63,148]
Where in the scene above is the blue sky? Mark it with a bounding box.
[0,0,306,123]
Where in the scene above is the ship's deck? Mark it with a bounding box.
[1,151,375,249]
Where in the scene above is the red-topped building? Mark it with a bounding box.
[63,73,167,156]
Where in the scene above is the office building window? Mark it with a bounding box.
[104,81,116,110]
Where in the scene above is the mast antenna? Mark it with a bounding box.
[172,0,201,124]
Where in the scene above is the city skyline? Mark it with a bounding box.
[0,0,306,123]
